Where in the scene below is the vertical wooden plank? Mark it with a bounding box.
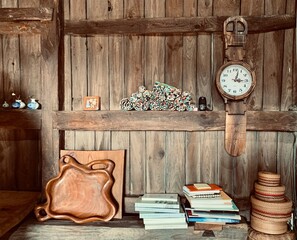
[258,0,286,174]
[63,0,74,151]
[124,0,145,196]
[108,0,130,195]
[235,0,264,199]
[145,131,166,193]
[0,0,18,190]
[213,0,240,196]
[19,1,41,100]
[0,130,17,190]
[17,0,41,191]
[40,0,60,186]
[70,0,95,150]
[277,1,296,200]
[15,130,40,191]
[86,0,111,151]
[165,0,186,194]
[193,0,218,186]
[145,0,166,193]
[184,0,198,184]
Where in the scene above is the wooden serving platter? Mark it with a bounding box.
[35,155,117,223]
[60,150,125,219]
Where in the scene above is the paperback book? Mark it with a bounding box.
[141,193,179,202]
[184,190,233,207]
[144,222,188,230]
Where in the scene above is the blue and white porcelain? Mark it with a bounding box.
[17,100,26,109]
[11,100,20,109]
[27,98,39,110]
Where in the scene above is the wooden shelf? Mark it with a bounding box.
[0,109,41,130]
[53,110,297,132]
[0,7,53,34]
[65,14,295,36]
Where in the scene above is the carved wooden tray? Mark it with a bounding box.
[35,155,117,223]
[60,150,125,219]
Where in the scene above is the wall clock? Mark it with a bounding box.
[216,16,256,157]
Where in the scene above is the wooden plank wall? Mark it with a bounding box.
[62,0,296,205]
[0,0,41,191]
[0,0,295,210]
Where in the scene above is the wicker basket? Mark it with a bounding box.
[250,214,289,235]
[258,171,281,187]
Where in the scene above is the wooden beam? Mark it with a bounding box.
[0,8,53,21]
[0,8,53,34]
[53,111,297,132]
[0,110,41,130]
[64,14,295,36]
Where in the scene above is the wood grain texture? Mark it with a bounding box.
[60,150,125,219]
[9,215,249,240]
[144,0,166,194]
[0,191,40,237]
[53,110,297,132]
[35,156,117,223]
[0,7,52,21]
[124,0,145,196]
[64,14,295,35]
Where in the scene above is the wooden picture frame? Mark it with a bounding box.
[83,96,100,110]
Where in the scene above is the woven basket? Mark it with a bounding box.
[252,211,291,223]
[250,195,292,219]
[254,182,285,202]
[251,214,288,235]
[258,171,281,187]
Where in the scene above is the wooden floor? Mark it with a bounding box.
[6,214,249,240]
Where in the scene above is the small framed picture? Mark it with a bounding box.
[83,96,100,110]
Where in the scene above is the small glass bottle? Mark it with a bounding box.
[198,97,207,111]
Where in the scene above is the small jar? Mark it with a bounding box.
[27,98,39,110]
[2,101,9,108]
[198,97,207,111]
[17,99,26,109]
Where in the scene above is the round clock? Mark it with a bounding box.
[216,61,256,100]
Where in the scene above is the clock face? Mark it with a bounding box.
[216,62,256,100]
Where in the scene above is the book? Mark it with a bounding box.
[135,198,180,209]
[141,193,179,202]
[193,183,211,190]
[182,199,239,213]
[143,217,186,225]
[135,206,181,213]
[184,190,233,207]
[186,209,241,220]
[183,183,222,196]
[186,215,240,223]
[144,222,188,230]
[139,211,185,219]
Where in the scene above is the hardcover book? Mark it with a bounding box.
[183,183,222,196]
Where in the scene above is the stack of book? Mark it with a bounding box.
[134,193,188,230]
[182,183,241,226]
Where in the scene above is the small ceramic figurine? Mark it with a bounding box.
[27,98,39,110]
[2,101,9,108]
